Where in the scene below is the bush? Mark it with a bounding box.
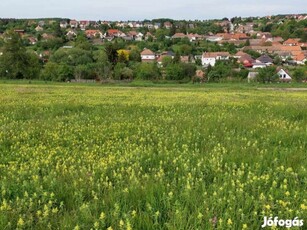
[136,62,161,80]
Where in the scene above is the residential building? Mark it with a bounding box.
[141,49,156,62]
[202,52,230,66]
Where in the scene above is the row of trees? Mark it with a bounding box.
[1,30,306,83]
[0,30,198,81]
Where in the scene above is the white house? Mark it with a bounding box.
[60,21,68,29]
[140,49,156,62]
[277,68,292,82]
[135,32,144,41]
[202,52,230,66]
[66,30,77,39]
[206,36,223,42]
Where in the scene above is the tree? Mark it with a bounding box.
[256,66,277,83]
[165,63,184,80]
[172,52,181,64]
[117,49,129,63]
[93,49,112,79]
[104,42,118,65]
[161,56,172,67]
[75,33,92,50]
[0,30,41,79]
[113,63,134,80]
[129,48,141,62]
[74,64,96,80]
[136,62,161,80]
[50,48,93,66]
[41,62,73,81]
[292,68,305,82]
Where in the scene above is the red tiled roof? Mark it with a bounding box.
[86,30,101,34]
[283,38,299,45]
[108,29,120,34]
[294,53,306,61]
[280,45,302,52]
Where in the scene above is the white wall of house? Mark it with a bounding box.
[252,63,266,68]
[278,69,292,80]
[202,57,216,66]
[296,59,306,65]
[141,55,155,60]
[202,55,229,66]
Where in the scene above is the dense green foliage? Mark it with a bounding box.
[0,84,306,229]
[0,16,306,83]
[0,31,41,79]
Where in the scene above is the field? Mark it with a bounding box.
[0,83,306,229]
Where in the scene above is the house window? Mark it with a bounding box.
[284,74,286,78]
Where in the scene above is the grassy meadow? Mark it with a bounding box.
[0,83,306,229]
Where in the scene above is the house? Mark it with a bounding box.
[275,51,292,62]
[172,33,186,39]
[107,29,125,37]
[187,33,203,42]
[234,51,255,68]
[145,23,154,29]
[14,29,25,36]
[156,51,175,65]
[201,52,230,66]
[28,37,37,45]
[41,33,55,40]
[277,68,292,82]
[236,23,254,34]
[66,30,77,39]
[247,71,259,82]
[164,21,172,29]
[70,20,79,28]
[252,62,267,69]
[206,36,223,42]
[257,32,272,40]
[135,33,144,41]
[256,54,273,66]
[293,53,307,65]
[283,38,299,46]
[145,32,154,40]
[140,49,156,62]
[154,23,161,29]
[79,21,90,30]
[180,56,190,63]
[38,20,45,27]
[60,21,68,29]
[85,30,103,39]
[35,25,44,32]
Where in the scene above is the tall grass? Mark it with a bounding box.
[0,84,306,229]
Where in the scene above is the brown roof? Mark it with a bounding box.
[283,38,299,45]
[203,52,230,58]
[235,51,247,57]
[128,31,138,36]
[294,53,306,61]
[180,56,189,63]
[141,49,155,55]
[172,33,187,38]
[280,45,302,52]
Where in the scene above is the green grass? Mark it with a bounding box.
[0,83,306,229]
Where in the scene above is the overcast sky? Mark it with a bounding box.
[0,0,306,20]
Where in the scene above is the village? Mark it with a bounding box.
[0,14,307,82]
